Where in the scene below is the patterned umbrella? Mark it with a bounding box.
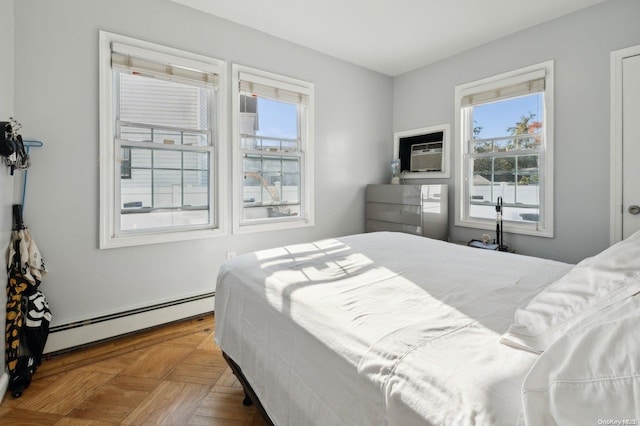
[5,205,49,397]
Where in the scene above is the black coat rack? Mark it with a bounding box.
[495,196,509,251]
[12,204,24,230]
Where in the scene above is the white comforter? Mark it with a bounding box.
[215,232,572,425]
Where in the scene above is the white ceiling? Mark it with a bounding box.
[172,0,605,76]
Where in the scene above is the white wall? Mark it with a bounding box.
[393,0,640,264]
[0,0,15,237]
[0,0,15,399]
[12,0,392,330]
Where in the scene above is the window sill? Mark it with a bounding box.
[454,217,553,238]
[100,227,227,249]
[233,217,314,235]
[400,170,450,180]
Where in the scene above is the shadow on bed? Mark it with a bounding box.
[217,231,625,425]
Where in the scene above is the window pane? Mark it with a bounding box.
[282,159,300,201]
[472,93,543,140]
[470,154,541,222]
[152,129,184,145]
[240,94,300,155]
[262,158,281,173]
[469,199,540,222]
[120,147,211,232]
[242,154,300,222]
[122,168,152,210]
[471,135,542,154]
[241,137,257,150]
[121,209,209,231]
[130,148,151,168]
[182,133,208,147]
[517,155,539,184]
[183,152,208,170]
[493,138,513,152]
[121,147,132,179]
[153,150,181,170]
[517,134,542,150]
[153,169,182,208]
[183,170,209,207]
[119,124,208,147]
[120,125,152,143]
[244,156,261,173]
[471,140,490,154]
[257,98,297,139]
[241,136,298,153]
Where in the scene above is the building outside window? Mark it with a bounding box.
[232,65,314,234]
[99,32,227,248]
[455,61,554,237]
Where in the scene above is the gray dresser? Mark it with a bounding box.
[365,184,448,240]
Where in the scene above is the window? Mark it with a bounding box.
[99,32,227,248]
[120,147,132,180]
[232,65,314,233]
[455,61,554,237]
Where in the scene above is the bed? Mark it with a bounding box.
[215,231,640,425]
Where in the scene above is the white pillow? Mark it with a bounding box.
[501,229,640,353]
[520,294,640,425]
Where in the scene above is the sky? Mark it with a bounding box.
[256,98,298,139]
[255,92,544,142]
[472,93,543,139]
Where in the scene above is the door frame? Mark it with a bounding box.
[610,44,640,244]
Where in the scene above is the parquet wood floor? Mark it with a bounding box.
[0,314,268,425]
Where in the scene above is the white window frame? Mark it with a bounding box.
[393,124,450,179]
[98,31,228,249]
[454,61,554,238]
[231,64,315,234]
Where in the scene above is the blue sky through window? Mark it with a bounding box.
[472,93,543,139]
[256,98,298,139]
[257,93,542,143]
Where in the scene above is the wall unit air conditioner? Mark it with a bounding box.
[410,142,443,172]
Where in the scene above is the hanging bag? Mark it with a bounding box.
[0,122,16,157]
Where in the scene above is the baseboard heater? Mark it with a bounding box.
[43,292,215,355]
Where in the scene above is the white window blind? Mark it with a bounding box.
[111,46,219,88]
[461,70,545,107]
[238,72,309,105]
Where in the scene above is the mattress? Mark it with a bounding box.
[214,232,573,425]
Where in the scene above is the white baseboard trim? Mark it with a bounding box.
[0,371,9,404]
[44,293,214,354]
